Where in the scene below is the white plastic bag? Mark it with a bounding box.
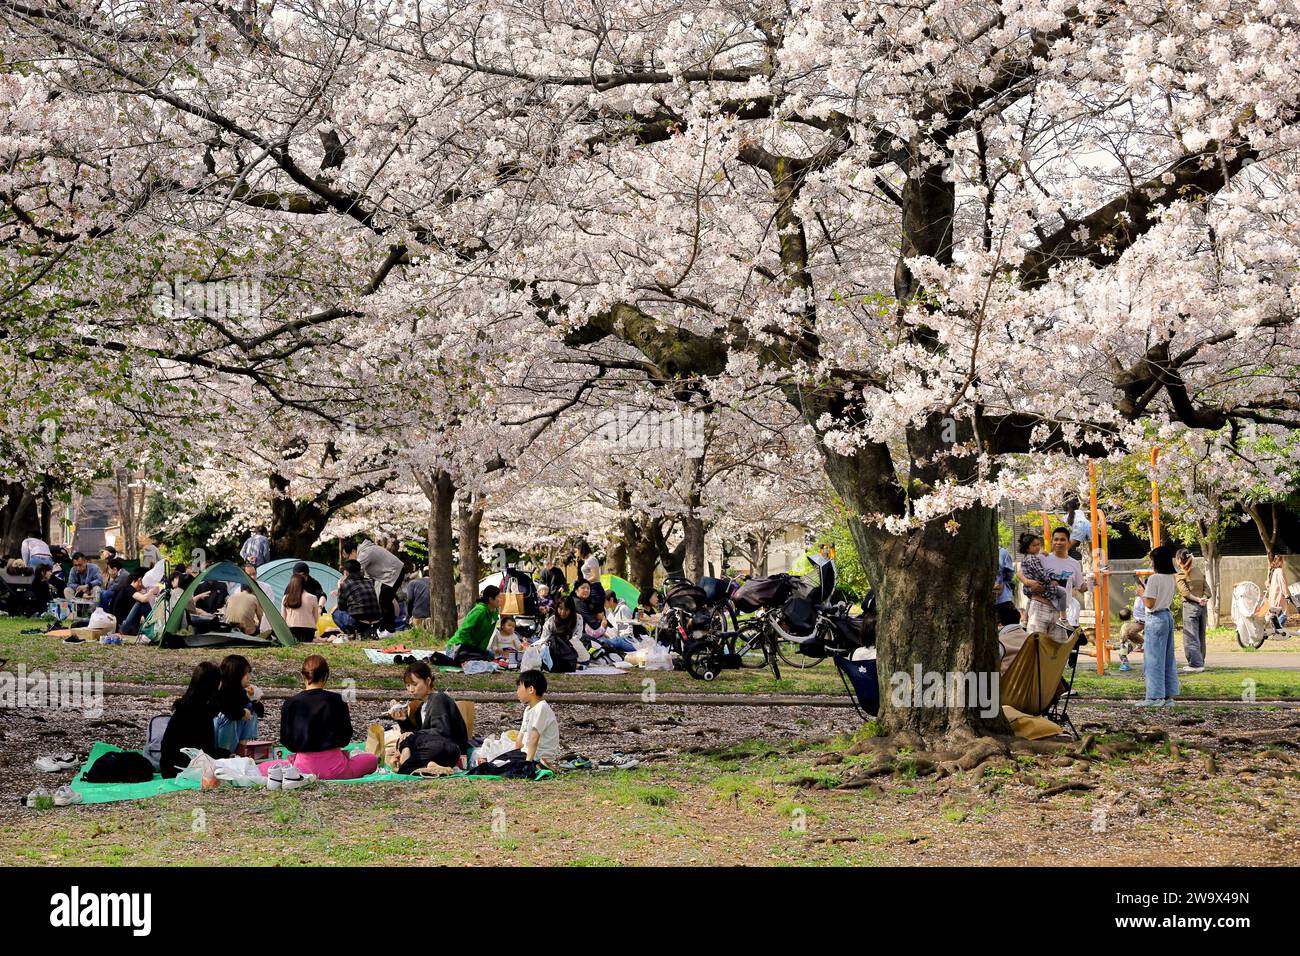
[213,756,266,787]
[175,748,218,784]
[89,608,116,632]
[520,645,544,672]
[474,731,516,765]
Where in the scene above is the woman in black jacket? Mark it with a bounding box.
[387,661,468,773]
[159,662,229,778]
[258,654,377,780]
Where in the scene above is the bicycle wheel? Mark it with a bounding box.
[732,620,770,669]
[684,640,723,681]
[776,638,827,669]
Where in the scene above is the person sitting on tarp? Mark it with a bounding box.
[387,661,468,773]
[446,585,500,662]
[258,654,378,781]
[334,559,383,635]
[64,551,104,603]
[214,654,264,752]
[159,662,231,778]
[109,567,151,636]
[224,586,264,636]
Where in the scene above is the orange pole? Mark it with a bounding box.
[1150,446,1161,547]
[1090,463,1104,673]
[1040,510,1052,544]
[1100,513,1111,670]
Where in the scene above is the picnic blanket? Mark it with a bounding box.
[363,648,458,668]
[69,741,553,804]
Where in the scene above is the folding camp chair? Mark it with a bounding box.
[833,654,879,721]
[999,627,1082,739]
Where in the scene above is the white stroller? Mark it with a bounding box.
[1231,581,1271,649]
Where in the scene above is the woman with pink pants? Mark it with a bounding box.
[259,654,377,781]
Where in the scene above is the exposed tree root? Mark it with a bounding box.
[1037,781,1096,799]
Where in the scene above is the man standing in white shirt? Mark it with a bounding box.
[1039,527,1086,636]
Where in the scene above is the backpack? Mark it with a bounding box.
[145,714,172,772]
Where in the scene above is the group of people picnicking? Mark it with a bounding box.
[995,508,1295,709]
[158,652,560,784]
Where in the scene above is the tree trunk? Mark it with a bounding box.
[455,495,484,617]
[1246,501,1281,554]
[605,485,630,579]
[1,484,40,555]
[420,470,458,638]
[682,515,706,582]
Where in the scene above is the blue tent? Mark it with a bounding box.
[255,559,341,612]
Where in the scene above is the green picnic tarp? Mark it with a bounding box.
[70,741,552,804]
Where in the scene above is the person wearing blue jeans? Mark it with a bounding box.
[214,655,261,751]
[1137,546,1180,708]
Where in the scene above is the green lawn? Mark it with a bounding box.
[4,618,1298,700]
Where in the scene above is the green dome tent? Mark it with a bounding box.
[255,558,341,612]
[142,561,297,648]
[600,573,640,606]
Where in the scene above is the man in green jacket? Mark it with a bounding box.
[446,585,501,662]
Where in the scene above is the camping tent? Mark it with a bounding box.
[600,573,639,606]
[142,561,297,648]
[255,558,341,612]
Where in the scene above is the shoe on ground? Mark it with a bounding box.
[34,753,78,772]
[266,764,284,790]
[279,767,316,790]
[1181,666,1205,673]
[1118,663,1131,671]
[53,785,83,807]
[559,757,594,771]
[598,753,640,771]
[24,787,52,808]
[1134,698,1163,708]
[1159,698,1180,708]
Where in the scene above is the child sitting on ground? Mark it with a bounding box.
[490,614,522,663]
[516,670,560,767]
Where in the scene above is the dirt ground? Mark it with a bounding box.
[2,694,1297,866]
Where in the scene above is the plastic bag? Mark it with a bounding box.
[176,748,219,787]
[642,643,674,670]
[213,756,266,786]
[474,731,517,765]
[89,608,116,632]
[520,645,544,672]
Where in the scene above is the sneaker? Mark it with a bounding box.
[266,764,284,790]
[559,757,594,771]
[1181,666,1204,674]
[24,787,52,808]
[1118,663,1131,671]
[1159,698,1180,709]
[279,767,317,790]
[34,753,78,773]
[597,753,640,771]
[52,785,83,807]
[1134,698,1162,708]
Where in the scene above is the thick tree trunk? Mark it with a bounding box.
[682,515,706,582]
[1,484,40,555]
[1246,502,1281,554]
[455,495,484,617]
[422,471,458,637]
[606,486,630,579]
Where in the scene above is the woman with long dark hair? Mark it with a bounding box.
[537,593,583,672]
[1137,545,1179,708]
[280,571,323,641]
[159,661,229,778]
[214,654,263,752]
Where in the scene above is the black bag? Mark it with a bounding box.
[697,577,731,606]
[780,596,818,637]
[83,750,156,783]
[732,574,794,612]
[664,578,707,612]
[466,749,542,779]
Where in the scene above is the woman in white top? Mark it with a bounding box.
[1137,546,1179,708]
[280,572,325,642]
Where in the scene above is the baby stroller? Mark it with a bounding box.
[1231,581,1269,649]
[483,566,541,640]
[0,565,47,618]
